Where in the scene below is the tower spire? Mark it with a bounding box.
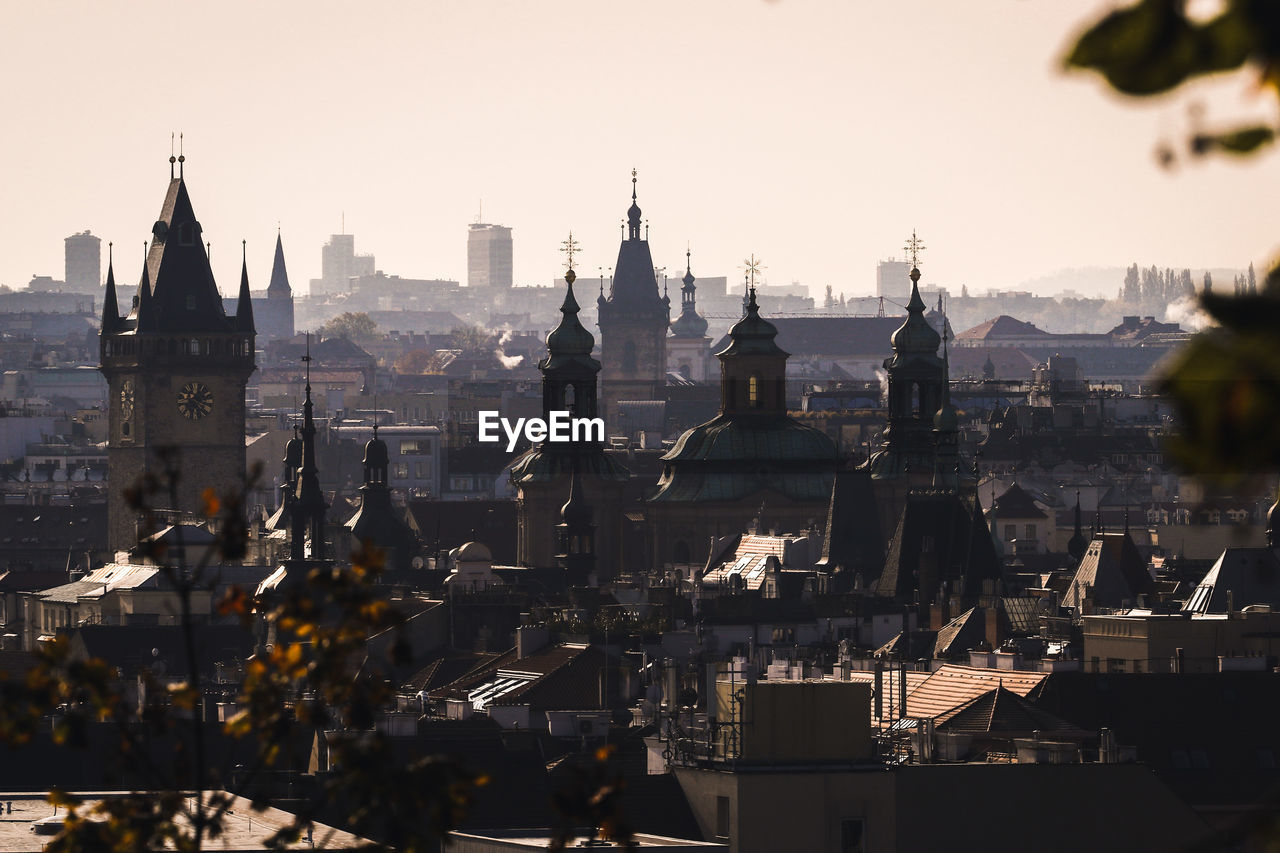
[626,168,642,240]
[135,242,154,330]
[292,334,326,562]
[236,239,255,333]
[101,242,120,334]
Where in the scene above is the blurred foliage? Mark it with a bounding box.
[1065,0,1280,160]
[1068,2,1280,486]
[549,745,636,852]
[0,455,484,851]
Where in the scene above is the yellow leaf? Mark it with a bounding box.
[202,487,221,516]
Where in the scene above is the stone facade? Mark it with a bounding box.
[100,163,255,552]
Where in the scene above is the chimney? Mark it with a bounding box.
[984,606,1002,649]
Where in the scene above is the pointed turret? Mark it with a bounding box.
[291,339,327,562]
[235,242,256,333]
[134,255,155,332]
[602,169,662,305]
[932,327,960,488]
[1067,491,1088,563]
[267,231,291,299]
[670,248,709,339]
[100,244,120,335]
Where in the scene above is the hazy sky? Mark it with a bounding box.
[3,0,1277,301]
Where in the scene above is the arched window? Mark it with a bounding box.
[749,375,760,407]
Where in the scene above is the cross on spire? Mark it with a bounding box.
[560,231,581,276]
[742,254,765,290]
[904,230,926,269]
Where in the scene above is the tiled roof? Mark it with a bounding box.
[956,315,1052,341]
[902,664,1048,721]
[1063,532,1152,609]
[936,685,1090,737]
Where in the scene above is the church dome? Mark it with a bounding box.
[457,541,493,563]
[717,290,786,358]
[283,431,303,469]
[890,269,941,355]
[362,431,389,468]
[670,308,708,339]
[545,281,595,356]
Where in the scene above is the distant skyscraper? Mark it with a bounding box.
[310,233,375,297]
[876,258,911,303]
[65,230,101,292]
[467,223,513,289]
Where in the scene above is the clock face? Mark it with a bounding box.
[119,379,135,420]
[176,381,213,421]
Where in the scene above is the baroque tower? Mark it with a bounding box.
[596,171,670,429]
[99,157,256,551]
[667,248,712,382]
[511,260,628,579]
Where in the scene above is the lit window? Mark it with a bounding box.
[748,375,760,407]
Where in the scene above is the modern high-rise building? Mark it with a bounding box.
[309,233,375,297]
[467,223,513,289]
[65,230,101,292]
[876,258,911,302]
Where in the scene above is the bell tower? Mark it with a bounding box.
[99,155,256,552]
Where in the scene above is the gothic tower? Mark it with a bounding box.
[511,265,628,578]
[596,171,670,430]
[99,157,256,552]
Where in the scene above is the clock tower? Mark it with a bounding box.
[100,156,256,552]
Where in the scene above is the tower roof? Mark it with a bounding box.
[100,244,120,334]
[267,231,292,298]
[716,288,787,358]
[144,170,236,334]
[604,171,665,309]
[235,243,255,333]
[670,249,708,339]
[890,267,941,355]
[545,277,597,359]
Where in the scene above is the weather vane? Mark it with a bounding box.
[560,231,581,273]
[904,230,926,269]
[742,254,765,290]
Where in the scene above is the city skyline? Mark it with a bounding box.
[3,1,1277,300]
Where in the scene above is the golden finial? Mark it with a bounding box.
[904,230,926,269]
[560,231,581,283]
[742,254,766,290]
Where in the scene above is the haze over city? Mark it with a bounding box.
[4,0,1277,300]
